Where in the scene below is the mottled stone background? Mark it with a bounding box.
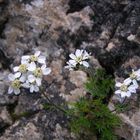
[0,0,140,140]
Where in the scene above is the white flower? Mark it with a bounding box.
[22,81,39,93]
[8,73,21,95]
[65,49,90,70]
[33,65,51,77]
[28,74,42,86]
[27,62,37,72]
[25,74,41,93]
[21,51,46,64]
[125,69,140,89]
[14,64,27,73]
[39,65,51,76]
[8,51,51,94]
[21,55,30,64]
[13,64,28,82]
[65,61,75,70]
[30,84,40,93]
[115,79,137,98]
[28,63,51,76]
[27,65,51,87]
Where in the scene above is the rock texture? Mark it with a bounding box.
[0,0,140,139]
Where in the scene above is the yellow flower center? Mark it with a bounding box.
[76,56,82,63]
[19,64,27,73]
[130,72,137,79]
[120,84,128,92]
[34,68,42,77]
[30,55,38,62]
[11,80,21,89]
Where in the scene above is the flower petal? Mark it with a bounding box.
[69,60,77,66]
[27,62,36,71]
[41,64,46,71]
[137,75,140,81]
[21,56,30,64]
[75,49,83,57]
[128,85,136,93]
[8,74,15,81]
[22,82,30,88]
[124,78,131,85]
[69,53,76,60]
[19,75,26,83]
[115,82,122,87]
[15,72,21,78]
[115,90,121,94]
[36,78,42,86]
[121,91,127,98]
[82,61,89,67]
[126,91,131,97]
[34,51,40,57]
[14,89,20,95]
[83,51,90,60]
[8,86,13,94]
[132,79,139,89]
[21,55,30,60]
[13,66,19,72]
[42,67,51,75]
[38,56,46,64]
[21,59,29,64]
[30,85,34,93]
[65,64,74,70]
[34,85,39,92]
[28,75,35,83]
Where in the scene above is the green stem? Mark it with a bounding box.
[111,97,127,113]
[42,92,67,114]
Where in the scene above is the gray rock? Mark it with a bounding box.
[0,107,12,133]
[0,0,140,139]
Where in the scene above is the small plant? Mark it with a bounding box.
[69,99,120,140]
[8,51,51,94]
[85,69,114,100]
[68,69,120,140]
[7,48,140,139]
[114,102,129,113]
[65,49,90,70]
[115,69,140,98]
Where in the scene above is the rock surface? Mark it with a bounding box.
[0,0,140,139]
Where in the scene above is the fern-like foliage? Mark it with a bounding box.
[85,69,115,100]
[68,69,120,140]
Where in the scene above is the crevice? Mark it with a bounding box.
[0,18,9,39]
[0,0,9,11]
[104,5,134,49]
[6,100,41,122]
[0,49,13,70]
[0,122,10,136]
[66,0,93,14]
[0,101,18,136]
[6,100,18,121]
[11,109,40,122]
[20,0,34,5]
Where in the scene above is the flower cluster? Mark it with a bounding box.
[65,49,90,70]
[8,51,51,95]
[115,69,140,98]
